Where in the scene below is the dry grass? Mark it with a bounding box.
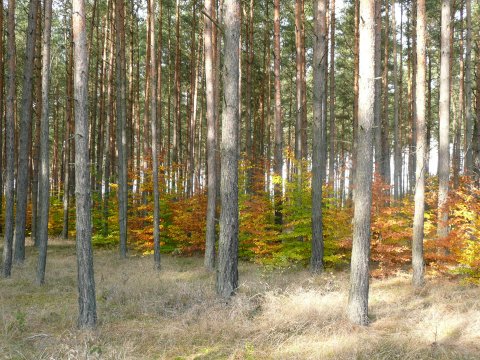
[1,239,480,359]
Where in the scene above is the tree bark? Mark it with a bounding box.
[115,0,128,258]
[14,0,39,264]
[393,0,401,200]
[204,0,217,271]
[273,0,282,225]
[216,0,240,298]
[348,0,375,326]
[412,0,426,287]
[36,0,53,285]
[438,0,451,239]
[2,0,16,277]
[149,0,160,270]
[464,0,473,172]
[72,0,97,328]
[328,0,336,187]
[311,0,327,274]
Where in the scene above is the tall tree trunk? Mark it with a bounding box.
[115,0,128,258]
[412,0,426,287]
[2,0,16,277]
[393,0,401,200]
[204,0,217,271]
[373,0,382,178]
[464,0,473,172]
[36,0,53,285]
[453,5,464,189]
[438,0,451,239]
[273,0,282,225]
[0,0,4,237]
[350,0,359,201]
[216,0,240,298]
[148,0,160,270]
[311,0,327,273]
[348,0,375,326]
[62,26,74,240]
[31,4,42,246]
[13,0,39,263]
[381,0,390,190]
[244,0,254,192]
[72,0,97,328]
[328,0,336,187]
[294,0,305,197]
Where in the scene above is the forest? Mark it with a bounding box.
[1,0,480,357]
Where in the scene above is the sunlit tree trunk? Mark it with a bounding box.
[217,0,240,298]
[464,0,473,172]
[412,0,426,287]
[72,0,97,328]
[393,0,401,201]
[438,0,451,239]
[204,0,217,271]
[348,0,375,326]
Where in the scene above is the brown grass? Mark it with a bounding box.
[1,238,479,359]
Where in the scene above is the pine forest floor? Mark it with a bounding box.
[1,238,480,359]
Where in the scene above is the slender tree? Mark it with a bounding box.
[72,0,97,328]
[36,0,53,285]
[438,0,450,239]
[115,0,128,258]
[204,0,217,270]
[217,0,240,298]
[273,0,282,225]
[311,0,327,273]
[464,0,472,172]
[2,0,16,277]
[412,0,426,287]
[348,0,375,326]
[149,0,161,270]
[13,0,39,263]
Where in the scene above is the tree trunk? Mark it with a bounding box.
[31,4,42,246]
[437,0,451,239]
[328,0,336,187]
[348,0,375,326]
[62,27,74,240]
[273,0,282,225]
[393,0,401,200]
[412,0,426,287]
[14,0,39,264]
[216,0,240,298]
[311,0,327,274]
[2,0,16,277]
[350,0,359,201]
[115,0,128,258]
[0,0,4,237]
[148,0,160,270]
[464,0,472,172]
[294,0,305,197]
[204,0,217,271]
[72,0,97,328]
[373,0,382,178]
[36,0,53,285]
[453,5,464,189]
